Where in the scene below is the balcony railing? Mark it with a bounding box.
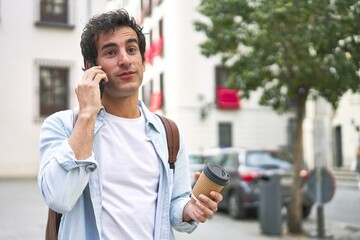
[149,91,163,112]
[145,37,163,64]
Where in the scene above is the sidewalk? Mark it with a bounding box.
[0,179,48,239]
[174,212,360,240]
[1,178,359,240]
[301,219,360,240]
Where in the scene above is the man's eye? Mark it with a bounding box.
[128,47,138,54]
[106,51,116,56]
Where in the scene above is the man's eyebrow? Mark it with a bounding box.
[101,43,117,51]
[126,38,139,45]
[100,38,139,51]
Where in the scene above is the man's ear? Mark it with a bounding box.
[85,61,91,70]
[85,60,97,69]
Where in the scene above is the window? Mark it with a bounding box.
[148,0,152,16]
[221,153,236,167]
[142,80,153,107]
[149,29,153,43]
[39,66,69,117]
[148,73,164,112]
[40,0,68,24]
[215,66,240,109]
[149,91,162,112]
[145,30,153,64]
[145,32,163,64]
[218,122,232,147]
[160,73,164,108]
[142,73,164,112]
[141,0,152,18]
[216,66,228,87]
[36,0,74,28]
[159,18,164,57]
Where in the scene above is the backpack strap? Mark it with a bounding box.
[45,208,61,240]
[156,114,180,172]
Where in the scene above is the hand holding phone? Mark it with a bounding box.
[99,79,105,98]
[87,61,105,98]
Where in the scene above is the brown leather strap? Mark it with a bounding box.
[45,208,62,240]
[157,114,180,171]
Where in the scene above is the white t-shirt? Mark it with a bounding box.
[100,111,160,240]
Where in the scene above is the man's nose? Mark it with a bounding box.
[117,50,131,67]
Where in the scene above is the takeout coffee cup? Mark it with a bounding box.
[192,163,230,201]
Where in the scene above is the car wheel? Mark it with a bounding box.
[228,190,247,219]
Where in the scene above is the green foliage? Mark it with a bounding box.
[194,0,360,112]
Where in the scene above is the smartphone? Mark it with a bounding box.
[99,79,105,98]
[87,61,105,98]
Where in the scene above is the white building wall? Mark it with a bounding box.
[303,91,360,170]
[0,0,107,178]
[303,97,334,169]
[137,0,289,153]
[332,92,360,167]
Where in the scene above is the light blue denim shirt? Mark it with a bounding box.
[38,101,198,240]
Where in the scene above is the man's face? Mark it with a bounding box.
[96,26,145,99]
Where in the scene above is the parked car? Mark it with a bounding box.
[188,151,215,186]
[188,147,314,219]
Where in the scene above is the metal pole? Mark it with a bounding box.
[315,167,325,238]
[317,204,325,238]
[314,99,327,238]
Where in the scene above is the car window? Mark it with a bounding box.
[246,152,292,170]
[189,154,217,165]
[205,152,235,167]
[189,155,205,164]
[209,154,223,165]
[221,153,235,167]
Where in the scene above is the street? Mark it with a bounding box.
[0,179,48,239]
[175,186,360,240]
[312,186,360,227]
[0,179,359,239]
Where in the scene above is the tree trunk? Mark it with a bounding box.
[287,87,309,234]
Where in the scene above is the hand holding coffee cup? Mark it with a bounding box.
[192,163,230,202]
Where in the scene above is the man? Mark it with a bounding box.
[38,9,223,240]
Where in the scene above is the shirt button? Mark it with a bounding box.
[85,164,96,173]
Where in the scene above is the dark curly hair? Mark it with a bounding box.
[80,9,146,69]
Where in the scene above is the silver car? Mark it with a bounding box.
[188,147,314,219]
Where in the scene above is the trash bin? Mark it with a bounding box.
[259,173,282,235]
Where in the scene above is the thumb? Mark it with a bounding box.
[194,172,201,181]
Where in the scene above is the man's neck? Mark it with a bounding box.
[102,97,140,118]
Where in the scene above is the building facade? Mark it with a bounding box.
[117,0,290,152]
[0,0,358,178]
[0,0,108,177]
[117,0,360,169]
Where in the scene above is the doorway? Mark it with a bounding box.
[334,126,343,167]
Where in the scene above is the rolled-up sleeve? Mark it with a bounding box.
[171,197,199,233]
[55,140,97,173]
[38,111,97,213]
[170,135,199,233]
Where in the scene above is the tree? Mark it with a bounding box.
[194,0,360,234]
